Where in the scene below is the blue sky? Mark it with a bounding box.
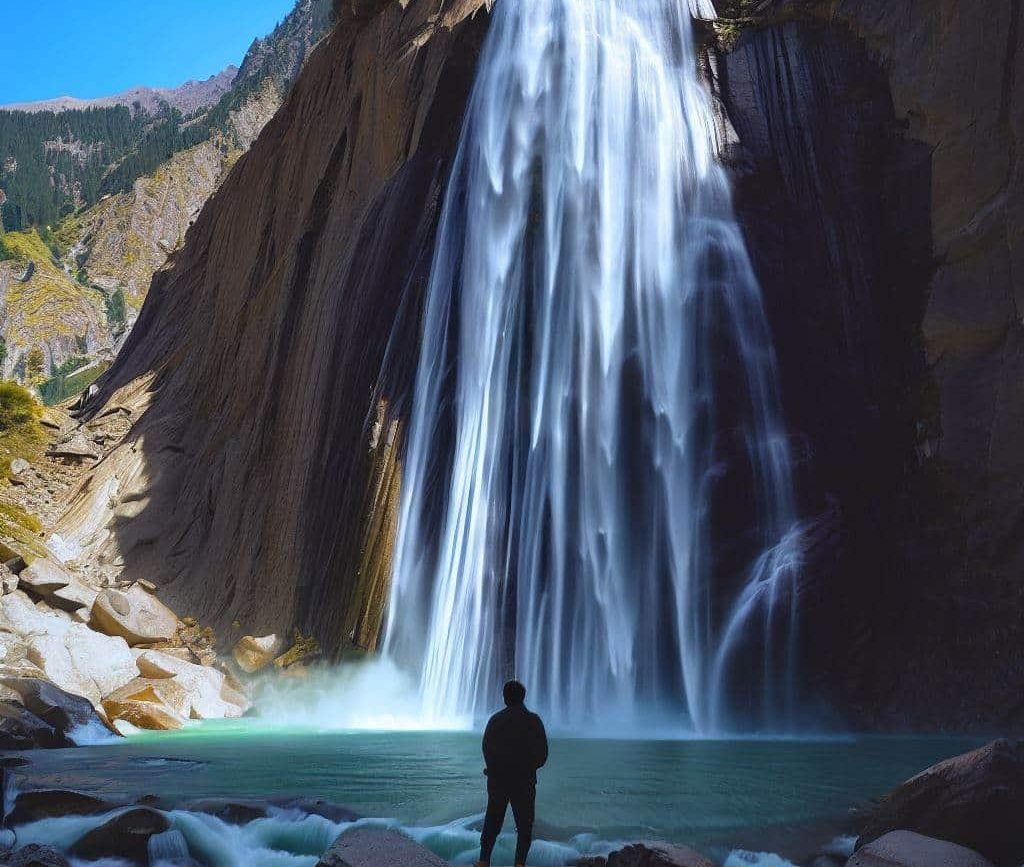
[1,0,298,104]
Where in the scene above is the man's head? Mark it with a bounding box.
[503,679,526,707]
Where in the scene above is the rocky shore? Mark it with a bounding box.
[0,398,324,749]
[0,739,1020,867]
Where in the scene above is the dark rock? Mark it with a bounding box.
[0,678,110,744]
[270,797,359,823]
[70,807,170,865]
[0,844,71,867]
[0,702,69,751]
[846,831,993,867]
[317,828,448,867]
[182,797,268,824]
[577,842,714,867]
[857,739,1024,867]
[7,789,117,826]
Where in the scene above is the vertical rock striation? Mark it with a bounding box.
[59,1,491,654]
[717,0,1024,727]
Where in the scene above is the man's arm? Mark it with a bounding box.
[482,715,497,769]
[533,715,549,770]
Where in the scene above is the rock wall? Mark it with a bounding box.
[717,0,1024,727]
[59,0,491,653]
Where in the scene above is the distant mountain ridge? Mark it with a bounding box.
[0,68,239,116]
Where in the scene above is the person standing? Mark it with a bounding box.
[477,680,549,867]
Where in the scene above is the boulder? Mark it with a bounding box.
[90,585,179,646]
[17,561,72,596]
[0,844,71,867]
[47,578,99,614]
[134,650,250,719]
[182,798,269,824]
[857,740,1024,867]
[8,458,30,478]
[0,702,69,750]
[26,626,137,707]
[232,634,283,673]
[271,797,359,823]
[317,828,448,867]
[577,843,715,867]
[2,592,137,706]
[7,789,117,825]
[70,807,170,864]
[102,678,189,730]
[46,433,99,462]
[846,831,994,867]
[1,677,112,743]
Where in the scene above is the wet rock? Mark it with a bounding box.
[17,561,72,596]
[134,650,249,719]
[183,798,269,824]
[270,797,360,823]
[577,842,715,867]
[0,844,71,867]
[273,633,320,669]
[0,701,69,750]
[90,585,179,646]
[232,633,283,673]
[1,676,114,744]
[70,807,170,864]
[317,828,448,867]
[857,740,1024,867]
[7,789,117,825]
[846,831,994,867]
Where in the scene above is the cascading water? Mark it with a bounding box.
[384,0,802,734]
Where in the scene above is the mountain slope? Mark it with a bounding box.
[0,0,334,394]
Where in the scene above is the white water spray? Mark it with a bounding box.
[385,0,801,733]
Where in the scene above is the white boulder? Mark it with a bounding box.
[134,650,250,719]
[90,584,179,645]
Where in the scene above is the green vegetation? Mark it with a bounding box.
[105,287,128,330]
[0,381,34,432]
[39,359,110,406]
[0,0,336,235]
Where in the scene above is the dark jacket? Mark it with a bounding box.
[482,704,549,783]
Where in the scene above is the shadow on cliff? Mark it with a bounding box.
[73,2,492,656]
[719,19,939,726]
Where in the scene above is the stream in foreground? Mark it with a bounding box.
[9,726,982,866]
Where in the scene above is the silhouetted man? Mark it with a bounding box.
[478,680,548,867]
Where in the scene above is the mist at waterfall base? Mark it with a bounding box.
[382,0,803,735]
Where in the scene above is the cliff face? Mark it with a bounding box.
[717,0,1023,727]
[57,0,1022,729]
[59,0,491,650]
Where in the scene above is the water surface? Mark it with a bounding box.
[15,727,981,862]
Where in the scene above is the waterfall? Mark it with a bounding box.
[383,0,801,734]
